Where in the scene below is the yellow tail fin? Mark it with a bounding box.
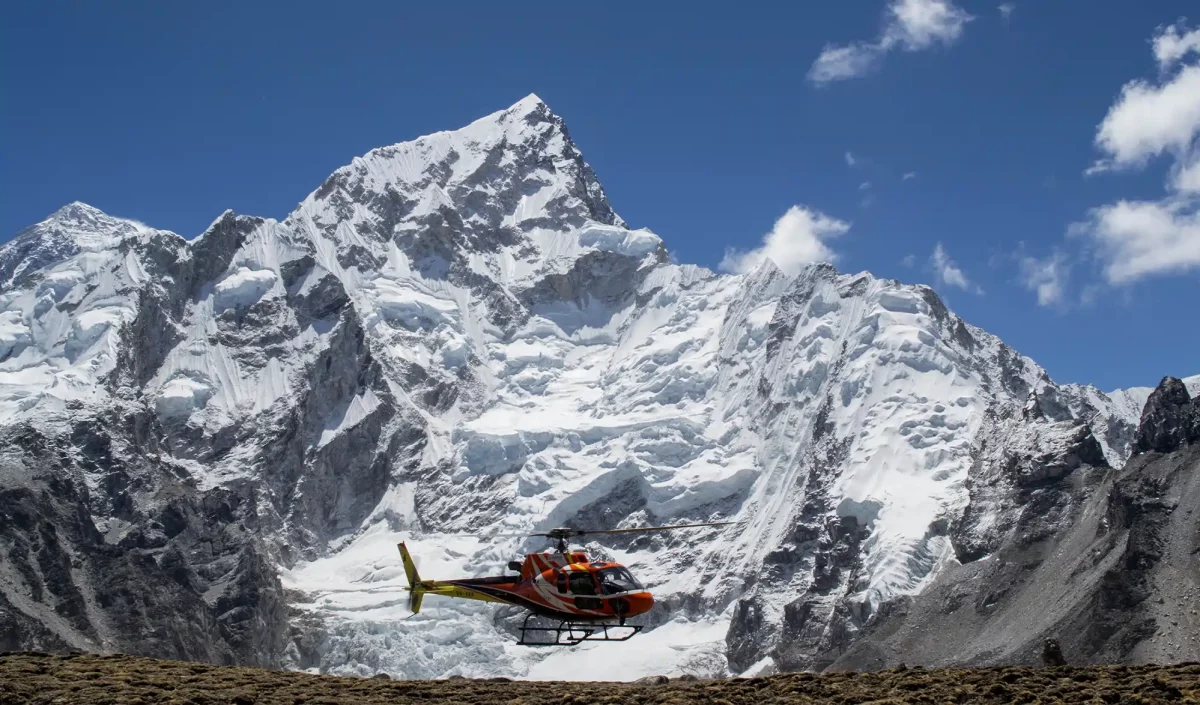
[398,542,425,613]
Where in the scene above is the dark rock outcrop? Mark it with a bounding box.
[1042,638,1065,667]
[1135,376,1198,454]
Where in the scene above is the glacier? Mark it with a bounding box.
[0,94,1195,679]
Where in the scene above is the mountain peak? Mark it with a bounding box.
[467,93,554,131]
[446,92,562,147]
[298,96,625,248]
[37,201,127,232]
[52,201,107,219]
[0,201,157,288]
[35,201,148,244]
[36,201,158,237]
[507,92,549,117]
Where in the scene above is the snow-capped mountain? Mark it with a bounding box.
[0,96,1193,679]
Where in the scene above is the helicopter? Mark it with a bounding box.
[398,521,732,646]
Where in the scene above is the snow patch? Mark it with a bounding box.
[577,222,663,257]
[371,279,460,330]
[0,312,31,360]
[157,375,214,418]
[214,267,278,310]
[35,269,86,301]
[319,388,382,447]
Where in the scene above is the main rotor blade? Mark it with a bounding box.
[575,521,736,536]
[438,521,734,541]
[441,532,547,539]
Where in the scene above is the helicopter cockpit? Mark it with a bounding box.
[597,566,643,595]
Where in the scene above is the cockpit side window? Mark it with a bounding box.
[568,571,597,595]
[598,567,643,595]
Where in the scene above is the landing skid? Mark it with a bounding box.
[516,614,644,646]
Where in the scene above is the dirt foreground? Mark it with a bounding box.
[1,652,1198,704]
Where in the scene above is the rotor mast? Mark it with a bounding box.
[548,529,572,553]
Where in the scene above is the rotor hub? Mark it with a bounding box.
[545,528,577,552]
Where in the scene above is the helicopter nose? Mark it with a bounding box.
[625,592,654,616]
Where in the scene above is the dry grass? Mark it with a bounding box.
[1,652,1198,704]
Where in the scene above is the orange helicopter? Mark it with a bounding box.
[398,522,731,646]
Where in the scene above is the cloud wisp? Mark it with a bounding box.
[1016,247,1069,307]
[809,0,974,85]
[930,242,982,294]
[720,206,850,276]
[1154,21,1200,70]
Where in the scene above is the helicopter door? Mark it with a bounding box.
[555,571,567,593]
[568,571,603,610]
[568,571,596,594]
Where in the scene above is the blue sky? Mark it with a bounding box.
[1,1,1197,391]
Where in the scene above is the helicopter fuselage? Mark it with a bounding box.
[400,544,653,622]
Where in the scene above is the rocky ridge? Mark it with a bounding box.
[829,376,1200,670]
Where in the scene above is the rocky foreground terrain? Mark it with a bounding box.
[1,652,1198,704]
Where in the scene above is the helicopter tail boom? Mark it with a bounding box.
[398,542,513,612]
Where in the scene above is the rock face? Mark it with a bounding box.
[0,96,1194,678]
[0,421,287,665]
[1136,377,1199,453]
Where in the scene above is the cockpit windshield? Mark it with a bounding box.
[598,567,643,595]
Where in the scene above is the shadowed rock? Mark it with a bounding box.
[1042,638,1066,667]
[1135,377,1198,454]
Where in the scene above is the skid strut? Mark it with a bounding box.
[517,613,644,646]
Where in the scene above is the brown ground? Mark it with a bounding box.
[1,652,1197,705]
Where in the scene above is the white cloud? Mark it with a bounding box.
[902,171,918,181]
[1092,63,1200,169]
[1017,248,1069,306]
[1074,198,1200,283]
[809,0,974,84]
[998,3,1015,23]
[859,181,872,191]
[883,0,973,50]
[845,151,857,166]
[901,254,918,268]
[1153,21,1200,70]
[929,242,980,293]
[1074,22,1200,285]
[811,43,886,84]
[1174,153,1200,193]
[720,206,850,276]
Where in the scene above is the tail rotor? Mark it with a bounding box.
[397,542,425,614]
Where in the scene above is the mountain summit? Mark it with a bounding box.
[0,97,1192,678]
